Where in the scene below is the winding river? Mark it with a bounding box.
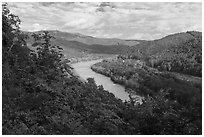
[71,59,130,101]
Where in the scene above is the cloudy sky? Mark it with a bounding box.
[8,2,202,40]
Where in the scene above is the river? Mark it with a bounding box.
[71,59,130,101]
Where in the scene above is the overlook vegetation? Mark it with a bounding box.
[2,3,202,135]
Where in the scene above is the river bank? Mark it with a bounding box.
[68,54,117,64]
[71,59,130,101]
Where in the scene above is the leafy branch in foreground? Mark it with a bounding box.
[30,31,71,84]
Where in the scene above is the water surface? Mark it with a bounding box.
[71,59,130,101]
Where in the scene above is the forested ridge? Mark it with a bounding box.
[124,31,202,77]
[2,3,202,135]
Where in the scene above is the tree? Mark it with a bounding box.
[31,31,70,84]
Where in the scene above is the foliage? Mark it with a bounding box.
[123,90,202,135]
[124,31,202,77]
[148,37,202,77]
[2,4,126,134]
[2,3,202,135]
[91,58,202,134]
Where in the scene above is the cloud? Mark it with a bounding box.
[7,2,202,40]
[32,23,45,31]
[64,19,87,28]
[101,33,123,38]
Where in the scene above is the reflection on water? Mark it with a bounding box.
[71,59,130,101]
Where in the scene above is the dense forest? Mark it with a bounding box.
[124,31,202,77]
[2,3,202,135]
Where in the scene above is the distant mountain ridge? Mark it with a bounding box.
[29,30,140,46]
[25,30,201,61]
[25,30,142,58]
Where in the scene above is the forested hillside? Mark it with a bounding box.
[2,3,202,135]
[124,31,202,77]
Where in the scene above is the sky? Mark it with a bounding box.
[7,2,202,40]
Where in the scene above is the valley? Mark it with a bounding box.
[25,29,202,135]
[2,2,202,135]
[25,30,140,61]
